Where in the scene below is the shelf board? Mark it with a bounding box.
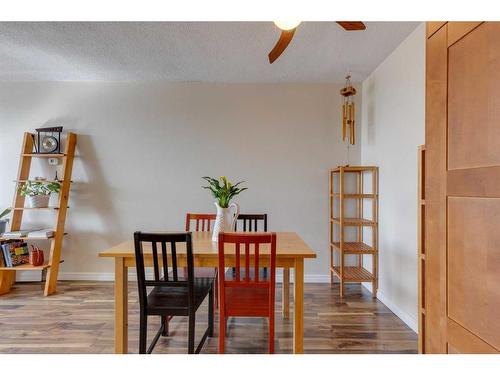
[22,153,66,158]
[9,207,68,211]
[331,193,377,199]
[0,262,49,271]
[0,232,67,241]
[331,266,374,282]
[330,166,378,173]
[0,260,63,272]
[331,217,377,226]
[331,242,376,254]
[14,180,72,183]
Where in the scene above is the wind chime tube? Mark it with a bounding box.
[351,102,355,145]
[342,104,347,141]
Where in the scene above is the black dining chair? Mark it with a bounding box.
[134,231,214,354]
[235,213,268,232]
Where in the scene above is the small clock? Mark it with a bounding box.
[34,126,63,154]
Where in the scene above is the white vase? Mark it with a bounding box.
[49,193,60,207]
[26,194,50,208]
[212,202,240,242]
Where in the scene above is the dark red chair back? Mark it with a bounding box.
[185,213,216,232]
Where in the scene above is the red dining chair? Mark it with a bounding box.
[218,232,277,354]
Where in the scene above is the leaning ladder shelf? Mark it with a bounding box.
[0,132,77,296]
[329,166,379,298]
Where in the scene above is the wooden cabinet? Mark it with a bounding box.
[424,22,500,354]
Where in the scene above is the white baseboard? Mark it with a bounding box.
[363,282,418,333]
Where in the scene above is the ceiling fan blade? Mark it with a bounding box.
[336,21,366,31]
[268,29,296,64]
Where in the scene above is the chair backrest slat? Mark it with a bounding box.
[161,241,169,281]
[151,241,160,281]
[134,231,195,311]
[245,242,250,282]
[171,241,178,281]
[235,214,268,233]
[235,242,240,282]
[186,213,216,232]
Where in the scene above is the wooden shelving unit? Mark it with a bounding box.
[0,132,77,296]
[329,166,379,298]
[417,145,426,353]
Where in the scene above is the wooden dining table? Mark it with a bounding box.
[99,231,316,354]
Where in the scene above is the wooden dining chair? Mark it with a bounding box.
[185,213,218,306]
[134,231,214,354]
[235,213,268,232]
[218,232,277,354]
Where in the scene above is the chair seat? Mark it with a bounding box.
[224,286,270,317]
[224,266,271,317]
[146,277,213,315]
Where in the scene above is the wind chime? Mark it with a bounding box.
[340,74,356,145]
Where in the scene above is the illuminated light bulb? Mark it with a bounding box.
[274,20,301,31]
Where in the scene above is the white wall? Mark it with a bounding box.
[360,23,425,331]
[0,82,361,280]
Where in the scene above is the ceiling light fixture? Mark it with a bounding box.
[273,21,301,31]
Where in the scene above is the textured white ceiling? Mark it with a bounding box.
[0,22,419,82]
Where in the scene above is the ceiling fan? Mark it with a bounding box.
[268,21,366,64]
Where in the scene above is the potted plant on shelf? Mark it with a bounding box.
[0,208,11,234]
[18,180,61,208]
[202,176,247,242]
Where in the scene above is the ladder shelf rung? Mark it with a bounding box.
[0,260,64,272]
[22,153,66,158]
[10,207,69,211]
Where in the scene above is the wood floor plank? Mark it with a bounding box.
[0,281,417,354]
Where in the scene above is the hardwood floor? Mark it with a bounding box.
[0,281,417,354]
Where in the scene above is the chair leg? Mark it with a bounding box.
[208,285,214,337]
[214,271,219,309]
[269,314,275,354]
[218,309,225,353]
[161,316,169,337]
[188,311,196,354]
[139,313,148,354]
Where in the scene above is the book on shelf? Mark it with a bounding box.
[2,230,30,238]
[1,240,28,267]
[27,229,54,238]
[2,228,54,239]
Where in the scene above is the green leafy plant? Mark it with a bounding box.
[18,180,61,197]
[202,176,247,208]
[0,208,10,222]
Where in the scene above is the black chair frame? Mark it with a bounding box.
[134,231,214,354]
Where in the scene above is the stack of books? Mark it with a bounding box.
[0,240,29,267]
[1,228,54,239]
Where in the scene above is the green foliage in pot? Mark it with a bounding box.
[18,180,61,197]
[202,176,247,208]
[0,208,10,222]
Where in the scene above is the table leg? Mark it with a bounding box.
[293,259,304,354]
[282,267,290,319]
[115,257,128,354]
